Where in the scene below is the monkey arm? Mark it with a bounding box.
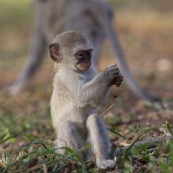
[78,64,121,108]
[79,73,110,108]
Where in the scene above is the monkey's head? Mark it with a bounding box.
[49,30,93,72]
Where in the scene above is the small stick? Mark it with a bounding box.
[114,136,173,157]
[101,104,115,117]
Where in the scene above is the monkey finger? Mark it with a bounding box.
[105,67,118,73]
[118,75,123,80]
[118,76,124,81]
[116,82,122,87]
[109,72,121,79]
[119,78,124,82]
[105,69,119,77]
[107,64,117,68]
[108,66,120,73]
[106,65,119,72]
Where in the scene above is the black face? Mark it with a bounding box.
[74,49,92,72]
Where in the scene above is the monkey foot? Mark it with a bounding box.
[5,84,23,95]
[96,158,115,169]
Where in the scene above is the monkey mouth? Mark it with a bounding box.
[77,63,90,71]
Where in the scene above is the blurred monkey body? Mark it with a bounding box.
[7,0,158,101]
[49,30,123,169]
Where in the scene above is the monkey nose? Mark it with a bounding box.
[85,61,90,66]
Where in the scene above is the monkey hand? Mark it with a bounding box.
[103,64,123,87]
[112,73,123,87]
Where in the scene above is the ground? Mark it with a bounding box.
[0,0,173,172]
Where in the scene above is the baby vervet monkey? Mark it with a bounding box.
[49,30,123,169]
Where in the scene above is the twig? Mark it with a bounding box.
[101,104,115,117]
[114,136,173,157]
[124,133,143,154]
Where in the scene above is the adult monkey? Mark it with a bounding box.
[7,0,158,101]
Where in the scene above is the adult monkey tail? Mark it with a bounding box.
[88,2,160,102]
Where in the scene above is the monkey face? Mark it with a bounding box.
[74,49,92,72]
[49,31,94,72]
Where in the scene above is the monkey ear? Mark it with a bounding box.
[49,43,62,63]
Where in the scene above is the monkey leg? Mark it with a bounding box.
[7,23,46,95]
[91,30,105,67]
[55,120,87,156]
[86,114,115,169]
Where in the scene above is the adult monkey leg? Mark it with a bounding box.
[8,21,47,95]
[6,0,60,95]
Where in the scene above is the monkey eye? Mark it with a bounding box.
[76,51,85,60]
[75,49,92,60]
[87,51,91,57]
[86,49,92,56]
[78,52,85,57]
